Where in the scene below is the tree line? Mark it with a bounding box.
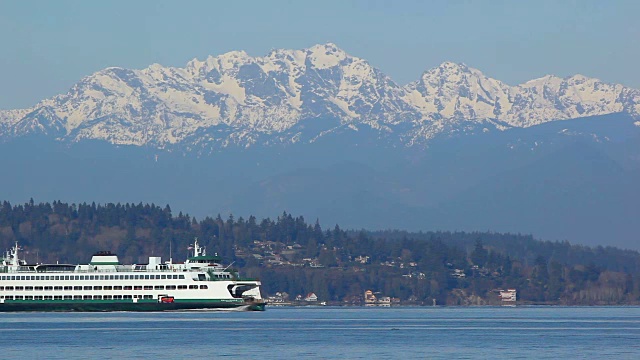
[1,200,639,305]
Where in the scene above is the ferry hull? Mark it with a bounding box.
[0,299,266,312]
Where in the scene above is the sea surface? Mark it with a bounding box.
[1,306,639,359]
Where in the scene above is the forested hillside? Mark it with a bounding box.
[1,200,639,305]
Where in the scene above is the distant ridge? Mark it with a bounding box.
[1,43,639,151]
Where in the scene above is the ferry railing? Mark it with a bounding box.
[1,267,232,274]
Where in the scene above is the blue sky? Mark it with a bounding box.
[0,0,638,109]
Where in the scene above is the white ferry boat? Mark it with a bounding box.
[0,239,265,311]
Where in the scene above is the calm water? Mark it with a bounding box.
[1,306,639,359]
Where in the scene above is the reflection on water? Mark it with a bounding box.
[1,307,639,358]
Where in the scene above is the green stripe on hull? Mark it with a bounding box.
[0,299,265,312]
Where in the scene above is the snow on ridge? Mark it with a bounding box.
[1,43,639,148]
[307,43,348,69]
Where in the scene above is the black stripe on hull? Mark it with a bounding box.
[0,301,266,312]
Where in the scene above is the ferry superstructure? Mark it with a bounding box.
[0,240,265,311]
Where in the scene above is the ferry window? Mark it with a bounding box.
[144,285,153,290]
[10,276,15,280]
[54,276,60,280]
[44,286,53,291]
[25,296,33,300]
[172,275,177,279]
[161,275,166,279]
[73,286,82,291]
[143,295,152,299]
[198,274,206,281]
[15,296,24,300]
[20,276,25,280]
[99,275,105,280]
[142,275,148,279]
[199,285,208,289]
[54,296,62,300]
[15,286,23,291]
[114,295,123,299]
[45,276,50,280]
[74,276,79,280]
[25,286,33,291]
[104,286,113,290]
[154,286,164,290]
[0,286,4,290]
[35,296,43,300]
[35,286,43,291]
[166,285,176,290]
[179,275,185,279]
[93,295,101,300]
[44,296,53,300]
[83,295,91,300]
[189,285,198,289]
[123,295,132,299]
[0,276,4,280]
[64,286,72,291]
[124,275,129,280]
[104,295,112,300]
[83,286,92,290]
[89,276,94,280]
[64,276,70,280]
[114,286,122,290]
[155,275,161,279]
[79,276,85,280]
[64,295,72,300]
[134,286,142,290]
[73,295,82,300]
[178,285,187,290]
[94,286,102,290]
[124,286,132,290]
[54,286,62,291]
[119,275,124,280]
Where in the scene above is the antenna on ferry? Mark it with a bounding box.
[169,240,173,265]
[222,261,235,272]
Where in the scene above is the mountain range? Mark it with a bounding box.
[1,43,639,150]
[0,44,638,249]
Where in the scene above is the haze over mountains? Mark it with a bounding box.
[0,44,638,249]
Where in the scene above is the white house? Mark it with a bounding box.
[304,292,318,302]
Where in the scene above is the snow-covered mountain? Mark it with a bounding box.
[1,43,639,150]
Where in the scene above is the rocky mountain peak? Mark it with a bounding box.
[1,44,638,150]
